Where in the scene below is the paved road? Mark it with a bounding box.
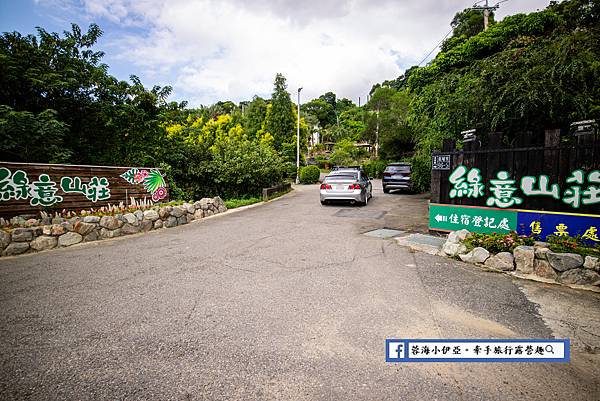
[1,181,599,400]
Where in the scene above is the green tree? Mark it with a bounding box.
[264,73,295,150]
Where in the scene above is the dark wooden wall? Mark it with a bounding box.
[0,162,169,218]
[431,131,600,214]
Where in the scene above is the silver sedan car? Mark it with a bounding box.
[319,170,373,206]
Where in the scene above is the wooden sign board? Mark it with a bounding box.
[0,162,169,218]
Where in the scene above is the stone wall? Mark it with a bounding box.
[0,197,227,257]
[442,229,600,291]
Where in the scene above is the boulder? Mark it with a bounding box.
[30,235,58,251]
[73,221,96,236]
[99,228,121,239]
[205,209,214,217]
[121,223,141,235]
[83,215,100,224]
[199,198,210,210]
[194,209,204,220]
[143,210,160,221]
[100,216,122,230]
[183,203,195,214]
[193,201,202,210]
[153,219,163,229]
[559,268,600,286]
[31,226,43,237]
[213,196,224,206]
[58,232,83,247]
[177,216,187,225]
[547,252,584,272]
[140,220,153,232]
[484,252,515,271]
[583,256,599,272]
[51,224,67,236]
[459,247,490,264]
[164,216,178,228]
[0,230,11,249]
[170,206,184,218]
[158,206,171,219]
[218,205,227,213]
[442,241,467,257]
[514,246,535,274]
[134,210,143,221]
[11,228,33,242]
[534,247,551,260]
[447,229,470,244]
[84,230,99,242]
[533,259,558,280]
[3,242,29,256]
[123,213,138,225]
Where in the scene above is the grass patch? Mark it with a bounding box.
[225,188,292,209]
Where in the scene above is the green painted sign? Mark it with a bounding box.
[429,204,517,234]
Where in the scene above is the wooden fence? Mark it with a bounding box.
[0,162,169,218]
[431,130,600,215]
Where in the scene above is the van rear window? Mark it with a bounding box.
[385,165,411,173]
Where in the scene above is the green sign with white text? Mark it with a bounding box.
[429,204,517,234]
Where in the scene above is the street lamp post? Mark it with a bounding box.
[296,87,302,185]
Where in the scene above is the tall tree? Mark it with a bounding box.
[264,73,295,150]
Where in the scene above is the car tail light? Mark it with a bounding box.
[348,184,361,190]
[383,172,392,177]
[320,184,332,190]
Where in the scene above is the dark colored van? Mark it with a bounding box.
[382,163,412,193]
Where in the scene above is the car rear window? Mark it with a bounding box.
[325,173,357,181]
[385,165,411,173]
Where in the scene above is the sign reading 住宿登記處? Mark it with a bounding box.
[429,203,600,245]
[0,162,169,217]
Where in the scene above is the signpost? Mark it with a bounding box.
[431,154,451,170]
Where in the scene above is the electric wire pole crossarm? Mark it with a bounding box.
[471,0,508,31]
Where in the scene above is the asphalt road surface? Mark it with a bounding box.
[1,181,600,400]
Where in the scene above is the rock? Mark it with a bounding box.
[99,228,121,239]
[100,216,122,230]
[213,196,224,206]
[547,252,584,272]
[134,210,143,221]
[170,206,184,218]
[205,209,214,217]
[583,256,599,272]
[533,259,558,280]
[559,268,600,286]
[218,205,227,213]
[186,214,195,223]
[534,241,549,248]
[25,218,39,227]
[442,241,467,257]
[447,229,470,244]
[200,198,209,210]
[60,221,73,232]
[121,223,141,235]
[459,247,490,264]
[177,216,187,225]
[194,210,204,219]
[0,230,10,249]
[514,246,535,274]
[183,203,195,214]
[31,226,43,237]
[73,221,96,236]
[164,216,178,228]
[11,228,33,242]
[140,220,153,232]
[193,201,202,210]
[123,213,138,225]
[153,219,163,229]
[3,242,29,256]
[158,206,171,219]
[484,252,515,271]
[84,230,99,242]
[143,210,159,221]
[30,235,58,251]
[534,247,551,260]
[58,232,83,247]
[83,215,100,224]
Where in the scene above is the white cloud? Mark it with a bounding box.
[76,0,551,106]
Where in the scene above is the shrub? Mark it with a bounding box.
[546,235,600,257]
[299,165,321,184]
[464,232,535,253]
[362,160,387,179]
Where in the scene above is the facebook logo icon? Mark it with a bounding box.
[387,340,406,361]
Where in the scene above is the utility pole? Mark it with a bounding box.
[375,104,380,159]
[296,87,302,185]
[471,0,506,31]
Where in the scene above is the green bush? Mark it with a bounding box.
[299,165,321,184]
[546,235,600,257]
[410,152,432,193]
[464,232,535,253]
[362,160,387,179]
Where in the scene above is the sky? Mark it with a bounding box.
[0,0,552,107]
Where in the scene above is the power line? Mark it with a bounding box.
[417,27,454,67]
